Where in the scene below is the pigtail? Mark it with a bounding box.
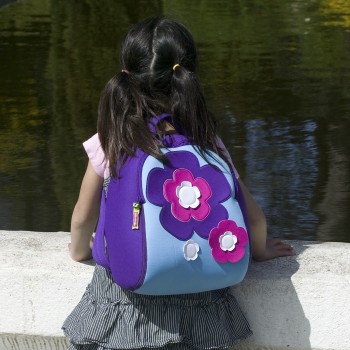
[170,65,224,163]
[97,71,165,178]
[171,66,212,139]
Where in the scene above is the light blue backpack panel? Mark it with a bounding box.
[135,146,250,295]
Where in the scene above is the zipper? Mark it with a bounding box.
[133,151,148,229]
[132,202,141,229]
[131,151,148,290]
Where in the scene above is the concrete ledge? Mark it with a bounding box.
[0,231,349,350]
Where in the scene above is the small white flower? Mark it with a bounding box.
[176,181,201,209]
[183,239,200,261]
[219,231,238,252]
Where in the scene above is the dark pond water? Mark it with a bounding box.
[0,0,349,242]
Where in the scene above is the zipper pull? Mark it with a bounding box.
[132,203,141,230]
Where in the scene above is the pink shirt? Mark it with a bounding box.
[83,133,109,178]
[83,133,239,179]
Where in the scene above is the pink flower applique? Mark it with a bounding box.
[163,168,212,222]
[209,220,248,263]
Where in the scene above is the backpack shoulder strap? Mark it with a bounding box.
[148,114,172,133]
[148,114,189,148]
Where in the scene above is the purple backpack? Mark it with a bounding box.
[92,114,251,295]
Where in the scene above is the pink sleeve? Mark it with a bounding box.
[83,133,109,178]
[215,137,240,179]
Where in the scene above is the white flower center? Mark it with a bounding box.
[183,240,200,261]
[219,231,238,251]
[176,181,200,208]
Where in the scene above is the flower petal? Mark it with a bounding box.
[190,198,200,209]
[235,227,249,247]
[147,168,172,205]
[160,206,194,240]
[172,200,192,221]
[195,204,228,239]
[227,246,246,263]
[199,164,231,203]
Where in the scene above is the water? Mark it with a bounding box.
[0,0,349,242]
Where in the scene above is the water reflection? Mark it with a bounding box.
[321,0,350,29]
[243,119,319,240]
[0,0,349,242]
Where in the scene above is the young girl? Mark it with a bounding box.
[62,16,293,350]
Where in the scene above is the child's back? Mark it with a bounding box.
[63,16,293,350]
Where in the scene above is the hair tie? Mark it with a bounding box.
[121,69,129,75]
[172,64,180,72]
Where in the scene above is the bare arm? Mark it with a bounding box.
[69,161,103,261]
[238,178,294,261]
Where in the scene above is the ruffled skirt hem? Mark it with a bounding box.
[62,265,252,350]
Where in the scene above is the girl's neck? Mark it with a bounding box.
[163,121,175,132]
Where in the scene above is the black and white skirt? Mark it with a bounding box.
[62,265,252,350]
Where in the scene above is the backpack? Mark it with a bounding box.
[92,114,251,295]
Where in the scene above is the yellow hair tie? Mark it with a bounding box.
[172,64,180,71]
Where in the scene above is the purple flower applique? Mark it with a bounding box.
[146,151,231,240]
[209,220,248,263]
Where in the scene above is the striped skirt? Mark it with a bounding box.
[62,265,252,350]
